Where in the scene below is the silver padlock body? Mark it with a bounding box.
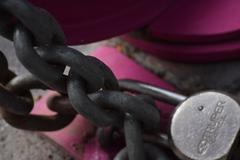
[170,92,240,160]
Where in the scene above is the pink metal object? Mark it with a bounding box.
[124,35,240,62]
[29,0,170,45]
[32,46,175,160]
[28,0,240,62]
[148,0,240,43]
[29,0,240,45]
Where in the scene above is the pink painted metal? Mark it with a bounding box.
[148,0,240,43]
[28,0,240,62]
[29,0,170,45]
[32,46,175,159]
[124,35,240,62]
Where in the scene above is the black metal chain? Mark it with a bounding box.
[0,0,65,45]
[114,143,171,160]
[1,1,237,158]
[0,51,76,131]
[0,1,169,160]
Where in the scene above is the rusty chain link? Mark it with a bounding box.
[0,1,168,160]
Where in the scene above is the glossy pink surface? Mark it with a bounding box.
[29,0,240,62]
[124,35,240,62]
[148,0,240,43]
[33,46,174,159]
[29,0,170,45]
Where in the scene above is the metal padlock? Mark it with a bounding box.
[170,92,240,160]
[120,80,240,160]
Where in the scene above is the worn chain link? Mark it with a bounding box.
[0,0,65,45]
[114,143,171,160]
[0,0,173,160]
[0,51,76,131]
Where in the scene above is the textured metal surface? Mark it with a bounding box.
[0,0,65,45]
[170,92,240,160]
[2,0,240,159]
[32,46,176,160]
[114,143,172,160]
[124,113,146,160]
[0,1,165,159]
[0,36,100,160]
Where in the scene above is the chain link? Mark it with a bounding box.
[0,0,65,45]
[0,0,177,160]
[114,143,171,160]
[0,51,76,131]
[0,51,33,115]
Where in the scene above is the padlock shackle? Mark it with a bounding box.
[119,79,187,105]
